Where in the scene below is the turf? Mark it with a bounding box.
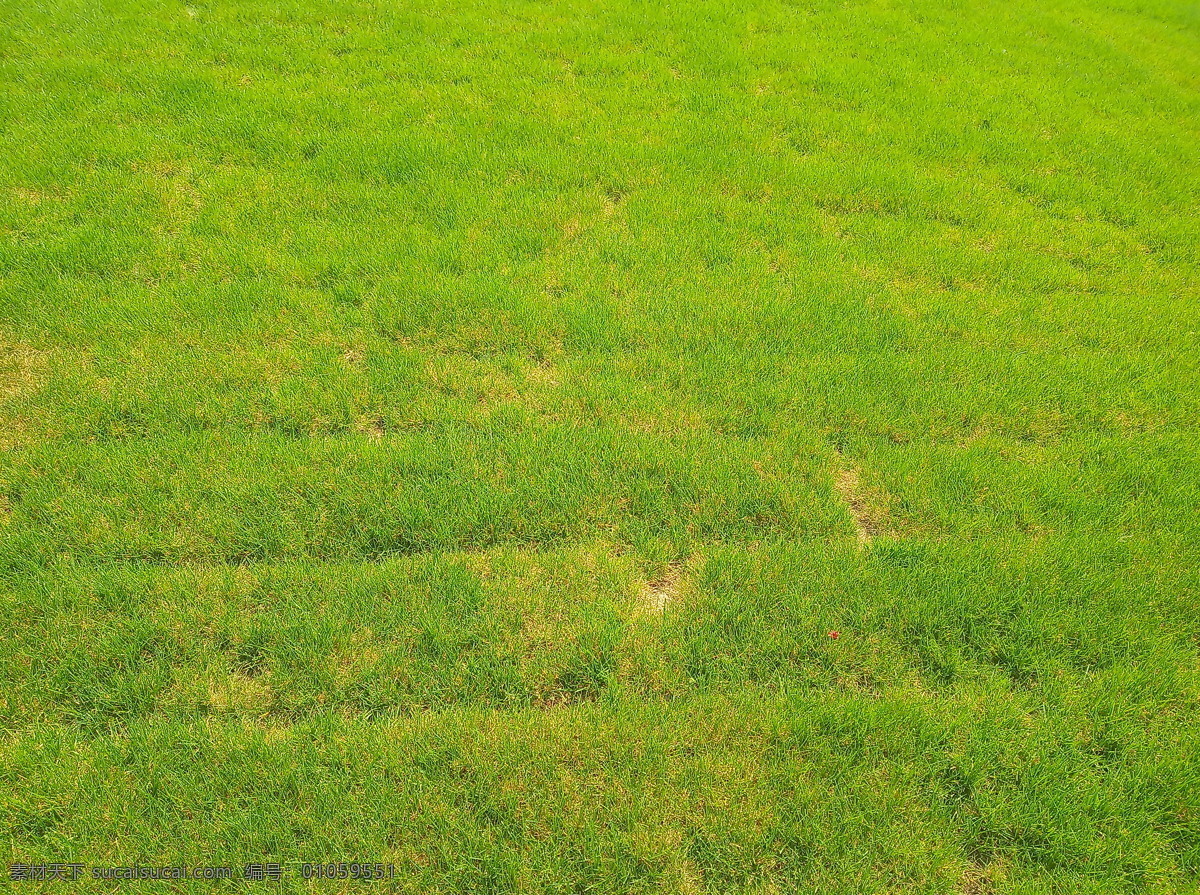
[2,0,1199,891]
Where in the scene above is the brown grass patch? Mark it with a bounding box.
[639,563,683,615]
[354,414,387,440]
[0,338,50,449]
[832,453,893,547]
[0,338,48,402]
[958,857,1006,894]
[208,671,276,716]
[11,187,48,205]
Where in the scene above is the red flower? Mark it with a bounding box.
[828,631,840,639]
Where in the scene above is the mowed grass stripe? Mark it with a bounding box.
[3,538,1194,730]
[0,426,841,567]
[4,689,1197,892]
[4,330,1198,448]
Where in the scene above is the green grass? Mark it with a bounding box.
[2,0,1199,890]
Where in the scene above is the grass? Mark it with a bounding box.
[1,0,1199,890]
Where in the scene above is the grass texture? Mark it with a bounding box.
[2,0,1199,891]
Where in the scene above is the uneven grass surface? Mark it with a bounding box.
[2,0,1200,891]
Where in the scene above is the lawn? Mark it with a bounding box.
[1,0,1199,891]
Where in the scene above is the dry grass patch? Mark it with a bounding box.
[0,338,50,449]
[832,452,895,547]
[207,671,276,717]
[958,857,1007,894]
[0,338,48,402]
[638,562,687,615]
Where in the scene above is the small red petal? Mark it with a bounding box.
[828,631,840,639]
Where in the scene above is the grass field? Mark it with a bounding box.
[2,0,1199,890]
